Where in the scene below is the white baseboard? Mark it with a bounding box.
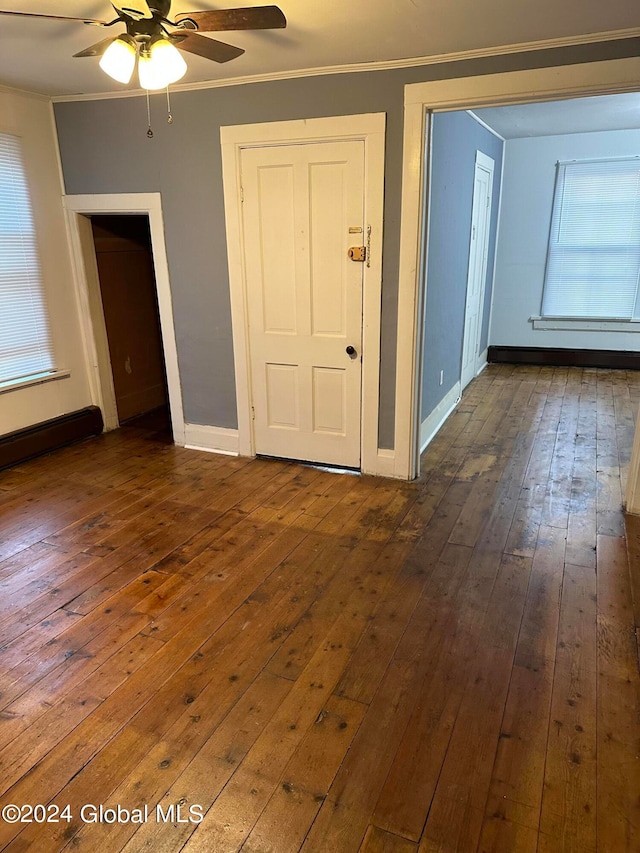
[184,426,401,473]
[420,381,461,454]
[184,423,240,456]
[476,349,488,375]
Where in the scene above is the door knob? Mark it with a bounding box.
[346,345,357,358]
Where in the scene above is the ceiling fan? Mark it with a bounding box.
[0,2,287,87]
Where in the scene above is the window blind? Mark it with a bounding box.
[0,133,54,385]
[542,157,640,319]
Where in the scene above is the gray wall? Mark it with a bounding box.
[421,111,503,419]
[54,38,640,449]
[491,127,640,351]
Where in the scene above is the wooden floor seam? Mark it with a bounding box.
[0,364,638,852]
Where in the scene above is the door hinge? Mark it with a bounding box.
[251,405,255,420]
[240,185,244,203]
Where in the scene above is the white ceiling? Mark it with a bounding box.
[0,0,638,98]
[474,92,640,138]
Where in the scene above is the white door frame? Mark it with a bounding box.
[221,113,387,475]
[63,192,186,444]
[461,150,494,389]
[395,56,640,480]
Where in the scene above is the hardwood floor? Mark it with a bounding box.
[0,365,638,852]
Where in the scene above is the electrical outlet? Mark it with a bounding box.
[439,370,444,386]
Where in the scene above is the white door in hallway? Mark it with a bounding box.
[461,151,494,390]
[240,140,365,467]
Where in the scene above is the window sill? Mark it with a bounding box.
[0,370,71,396]
[530,316,640,333]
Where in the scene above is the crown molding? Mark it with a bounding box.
[466,110,506,141]
[51,25,640,103]
[0,83,50,101]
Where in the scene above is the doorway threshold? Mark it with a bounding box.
[257,455,361,476]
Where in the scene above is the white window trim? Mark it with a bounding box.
[531,316,640,332]
[0,369,70,396]
[396,57,640,480]
[0,130,57,388]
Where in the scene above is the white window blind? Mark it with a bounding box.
[542,157,640,319]
[0,133,54,385]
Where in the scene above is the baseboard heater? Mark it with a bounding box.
[488,346,640,370]
[0,406,104,471]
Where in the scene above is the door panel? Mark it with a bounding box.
[257,164,297,334]
[241,141,365,467]
[310,161,348,337]
[265,363,300,429]
[461,156,493,390]
[312,367,347,435]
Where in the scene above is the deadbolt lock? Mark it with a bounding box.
[348,246,367,262]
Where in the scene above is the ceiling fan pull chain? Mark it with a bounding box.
[166,87,174,124]
[146,89,154,138]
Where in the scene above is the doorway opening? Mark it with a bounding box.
[395,59,640,480]
[65,192,184,445]
[90,214,171,438]
[461,151,494,391]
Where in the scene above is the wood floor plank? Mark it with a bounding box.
[333,541,466,705]
[410,522,563,849]
[477,659,554,849]
[113,671,293,853]
[301,656,427,853]
[513,525,567,666]
[416,645,516,852]
[538,561,597,852]
[0,631,165,800]
[241,694,367,853]
[2,480,368,844]
[368,545,482,840]
[178,589,384,853]
[0,609,152,724]
[359,826,418,853]
[14,671,293,853]
[0,533,333,847]
[0,367,637,852]
[474,527,570,849]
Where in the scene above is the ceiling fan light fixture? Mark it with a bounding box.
[138,37,187,90]
[99,35,137,84]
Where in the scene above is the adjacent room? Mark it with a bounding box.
[0,2,639,851]
[420,92,640,457]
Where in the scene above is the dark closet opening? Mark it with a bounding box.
[90,214,171,437]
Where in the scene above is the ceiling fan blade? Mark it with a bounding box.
[170,31,244,63]
[0,10,108,24]
[74,36,118,58]
[174,5,286,31]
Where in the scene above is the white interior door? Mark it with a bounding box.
[461,151,494,390]
[241,140,365,467]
